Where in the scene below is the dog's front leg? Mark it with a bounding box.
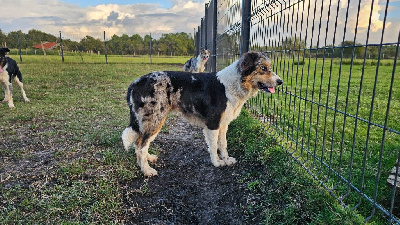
[203,128,226,167]
[1,82,9,102]
[7,83,14,108]
[2,82,14,108]
[218,125,237,166]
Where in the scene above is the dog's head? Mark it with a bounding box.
[200,48,211,61]
[237,51,283,94]
[0,48,9,73]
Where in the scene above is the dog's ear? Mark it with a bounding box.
[0,48,7,57]
[239,52,260,76]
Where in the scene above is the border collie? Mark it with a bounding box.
[0,47,29,108]
[122,51,283,176]
[183,49,211,73]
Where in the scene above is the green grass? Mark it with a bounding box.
[0,55,378,223]
[228,110,364,224]
[247,57,399,223]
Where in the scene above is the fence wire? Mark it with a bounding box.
[197,0,399,223]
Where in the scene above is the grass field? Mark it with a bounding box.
[14,54,189,64]
[0,55,378,223]
[248,57,400,223]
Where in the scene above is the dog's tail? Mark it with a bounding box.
[183,59,191,72]
[122,126,139,151]
[122,82,140,151]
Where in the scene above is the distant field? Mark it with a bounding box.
[9,53,190,64]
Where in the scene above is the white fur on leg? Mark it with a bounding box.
[147,154,158,163]
[6,83,14,108]
[14,77,29,103]
[218,125,237,166]
[203,128,226,167]
[122,127,138,151]
[139,142,158,176]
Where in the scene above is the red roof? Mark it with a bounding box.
[32,42,59,50]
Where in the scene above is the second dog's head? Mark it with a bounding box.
[200,48,211,61]
[0,47,9,73]
[237,51,283,94]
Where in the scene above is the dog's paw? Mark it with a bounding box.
[24,99,30,103]
[8,103,15,108]
[212,159,226,167]
[147,154,158,163]
[143,167,158,177]
[223,157,237,166]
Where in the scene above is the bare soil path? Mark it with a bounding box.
[123,116,248,224]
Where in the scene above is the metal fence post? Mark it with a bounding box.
[104,31,108,64]
[196,26,201,55]
[59,31,64,63]
[16,33,22,63]
[149,32,152,64]
[211,0,217,72]
[204,3,208,51]
[240,0,251,56]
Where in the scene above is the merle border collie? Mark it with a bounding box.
[0,47,29,108]
[122,51,283,176]
[183,49,211,73]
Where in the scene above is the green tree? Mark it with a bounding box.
[130,34,144,55]
[80,35,103,53]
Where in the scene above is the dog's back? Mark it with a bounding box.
[183,57,197,72]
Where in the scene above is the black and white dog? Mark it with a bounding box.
[122,51,283,176]
[183,49,211,73]
[0,47,29,108]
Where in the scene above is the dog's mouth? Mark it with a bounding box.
[258,82,276,93]
[203,56,209,60]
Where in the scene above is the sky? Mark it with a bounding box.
[0,0,207,40]
[0,0,398,44]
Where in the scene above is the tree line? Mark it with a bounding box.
[0,29,196,56]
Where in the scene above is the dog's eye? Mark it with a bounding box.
[260,66,269,72]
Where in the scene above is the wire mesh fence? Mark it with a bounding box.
[198,0,399,223]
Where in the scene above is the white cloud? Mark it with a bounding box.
[0,0,206,40]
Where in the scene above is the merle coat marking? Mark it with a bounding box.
[183,49,211,73]
[122,52,283,176]
[0,47,29,108]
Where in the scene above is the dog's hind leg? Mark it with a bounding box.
[203,128,226,167]
[13,77,29,103]
[218,124,237,166]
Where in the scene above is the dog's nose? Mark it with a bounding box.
[277,79,283,85]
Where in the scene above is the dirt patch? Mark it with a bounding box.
[122,116,248,224]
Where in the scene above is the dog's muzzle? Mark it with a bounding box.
[258,79,283,94]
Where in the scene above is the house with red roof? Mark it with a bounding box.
[32,42,59,50]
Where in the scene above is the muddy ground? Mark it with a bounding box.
[122,117,251,224]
